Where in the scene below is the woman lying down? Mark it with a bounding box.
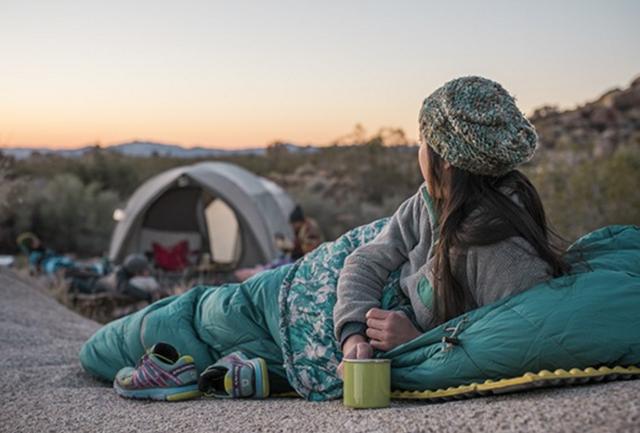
[80,76,568,401]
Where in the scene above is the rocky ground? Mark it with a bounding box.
[530,75,640,159]
[1,268,639,433]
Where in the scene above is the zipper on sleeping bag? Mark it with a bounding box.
[441,317,468,352]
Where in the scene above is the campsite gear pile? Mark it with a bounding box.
[67,254,163,323]
[80,186,640,401]
[69,254,159,300]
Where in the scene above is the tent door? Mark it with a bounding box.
[205,199,241,264]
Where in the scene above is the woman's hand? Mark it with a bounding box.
[337,334,373,379]
[336,309,420,378]
[365,308,421,352]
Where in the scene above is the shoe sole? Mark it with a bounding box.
[114,381,202,401]
[251,358,270,399]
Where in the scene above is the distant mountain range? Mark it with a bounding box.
[5,74,639,161]
[0,140,318,159]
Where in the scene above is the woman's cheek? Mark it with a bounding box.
[418,144,430,183]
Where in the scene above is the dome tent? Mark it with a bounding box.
[109,162,295,269]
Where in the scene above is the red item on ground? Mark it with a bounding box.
[152,240,189,271]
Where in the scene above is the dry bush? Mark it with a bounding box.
[7,173,119,256]
[525,145,640,242]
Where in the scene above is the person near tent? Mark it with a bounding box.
[233,233,294,282]
[17,232,45,267]
[233,207,323,282]
[289,205,324,260]
[78,76,640,403]
[16,232,75,276]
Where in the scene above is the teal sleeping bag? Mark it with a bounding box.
[80,222,640,401]
[80,263,291,382]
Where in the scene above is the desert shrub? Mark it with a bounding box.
[273,142,423,239]
[290,187,407,240]
[525,145,640,242]
[13,150,183,198]
[10,174,119,256]
[5,127,638,255]
[0,164,27,252]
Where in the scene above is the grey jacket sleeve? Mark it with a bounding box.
[338,322,368,347]
[465,236,552,307]
[333,189,424,341]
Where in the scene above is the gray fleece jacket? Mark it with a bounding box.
[333,184,551,345]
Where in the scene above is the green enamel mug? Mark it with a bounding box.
[343,359,391,409]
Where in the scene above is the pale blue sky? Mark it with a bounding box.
[1,0,639,148]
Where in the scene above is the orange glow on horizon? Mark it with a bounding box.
[2,1,638,151]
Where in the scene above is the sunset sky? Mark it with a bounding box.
[1,0,639,149]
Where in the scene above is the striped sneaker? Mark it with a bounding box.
[198,351,269,399]
[113,342,201,401]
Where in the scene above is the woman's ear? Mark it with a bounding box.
[444,161,452,170]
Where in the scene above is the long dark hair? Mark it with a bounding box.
[425,145,570,324]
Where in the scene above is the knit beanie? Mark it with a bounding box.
[419,76,538,177]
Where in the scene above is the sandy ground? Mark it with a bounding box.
[1,268,639,433]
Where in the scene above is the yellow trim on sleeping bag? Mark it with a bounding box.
[391,365,640,401]
[272,365,640,400]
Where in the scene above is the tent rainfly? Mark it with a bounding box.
[109,162,295,269]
